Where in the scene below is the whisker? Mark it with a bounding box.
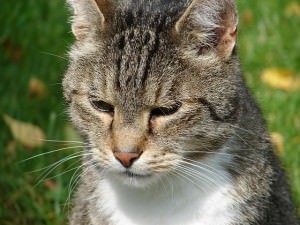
[34,152,94,187]
[171,170,205,191]
[20,145,87,163]
[231,125,258,137]
[164,174,174,201]
[44,159,82,180]
[181,157,226,176]
[27,151,84,174]
[66,161,100,212]
[182,149,258,164]
[68,161,92,195]
[40,51,67,60]
[64,163,87,214]
[180,158,231,183]
[157,175,169,197]
[180,165,221,189]
[234,132,250,146]
[175,164,220,188]
[41,139,85,144]
[66,164,86,207]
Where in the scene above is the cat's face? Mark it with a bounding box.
[64,0,240,187]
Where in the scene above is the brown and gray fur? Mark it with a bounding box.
[63,0,298,224]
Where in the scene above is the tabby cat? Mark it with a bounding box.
[63,0,298,224]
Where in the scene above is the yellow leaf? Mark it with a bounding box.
[261,68,300,91]
[29,77,48,98]
[271,132,284,155]
[3,115,46,149]
[285,2,300,17]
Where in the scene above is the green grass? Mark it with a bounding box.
[1,0,299,224]
[1,1,73,224]
[237,0,300,208]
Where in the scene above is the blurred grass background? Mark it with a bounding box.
[0,0,299,224]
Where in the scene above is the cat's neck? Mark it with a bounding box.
[93,151,239,225]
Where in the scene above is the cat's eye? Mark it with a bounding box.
[150,103,181,119]
[90,99,114,113]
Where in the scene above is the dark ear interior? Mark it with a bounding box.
[175,0,238,58]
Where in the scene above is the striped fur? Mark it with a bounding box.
[63,0,298,224]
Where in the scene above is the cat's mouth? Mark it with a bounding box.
[121,170,152,179]
[113,170,157,187]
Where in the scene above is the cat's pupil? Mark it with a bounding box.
[150,103,181,119]
[90,99,114,113]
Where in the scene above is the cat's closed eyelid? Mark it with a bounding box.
[150,102,182,119]
[89,97,114,114]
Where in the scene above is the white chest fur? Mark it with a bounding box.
[98,180,237,225]
[94,155,239,225]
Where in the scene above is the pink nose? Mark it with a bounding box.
[113,151,142,168]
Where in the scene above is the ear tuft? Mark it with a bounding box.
[175,0,238,58]
[68,0,105,40]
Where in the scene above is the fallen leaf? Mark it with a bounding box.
[261,68,300,91]
[271,132,284,155]
[29,78,48,98]
[2,39,23,62]
[242,9,254,25]
[3,115,46,149]
[44,180,57,190]
[285,2,300,17]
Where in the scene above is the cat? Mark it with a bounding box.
[63,0,298,224]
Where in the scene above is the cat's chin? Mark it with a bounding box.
[112,170,159,188]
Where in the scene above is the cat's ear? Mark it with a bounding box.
[175,0,238,58]
[67,0,112,40]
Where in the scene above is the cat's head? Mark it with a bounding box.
[64,0,241,187]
